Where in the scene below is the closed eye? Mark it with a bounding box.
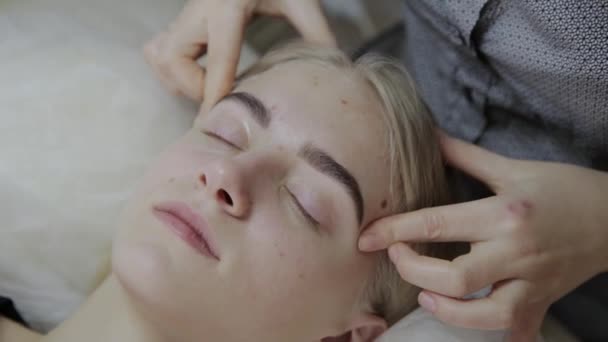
[202,130,242,150]
[286,187,320,230]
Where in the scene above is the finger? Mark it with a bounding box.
[158,1,212,101]
[419,280,529,330]
[438,131,511,191]
[284,1,336,47]
[203,8,247,108]
[143,34,190,98]
[359,196,503,251]
[171,57,207,102]
[158,37,207,101]
[388,242,511,298]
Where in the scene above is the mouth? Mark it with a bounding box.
[152,201,220,261]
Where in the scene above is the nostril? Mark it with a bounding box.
[199,174,207,185]
[217,189,233,206]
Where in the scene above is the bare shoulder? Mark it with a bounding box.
[0,317,40,342]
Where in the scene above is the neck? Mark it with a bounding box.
[39,275,168,342]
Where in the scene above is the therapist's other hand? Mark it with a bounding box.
[144,0,335,105]
[359,133,608,342]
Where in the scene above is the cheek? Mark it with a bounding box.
[238,209,364,311]
[136,138,207,194]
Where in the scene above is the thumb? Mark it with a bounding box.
[438,130,511,191]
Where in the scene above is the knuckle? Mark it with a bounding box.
[421,211,445,241]
[503,198,535,232]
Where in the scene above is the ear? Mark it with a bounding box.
[321,313,387,342]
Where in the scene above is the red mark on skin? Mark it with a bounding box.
[381,199,388,209]
[508,199,534,219]
[270,104,278,112]
[341,99,348,105]
[199,174,207,185]
[279,251,285,257]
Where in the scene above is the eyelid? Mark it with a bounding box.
[203,130,243,151]
[286,187,321,230]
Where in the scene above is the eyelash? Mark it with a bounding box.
[203,130,242,150]
[286,187,321,230]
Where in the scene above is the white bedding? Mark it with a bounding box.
[0,0,508,340]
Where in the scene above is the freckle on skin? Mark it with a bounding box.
[169,178,175,183]
[341,99,348,105]
[298,273,305,280]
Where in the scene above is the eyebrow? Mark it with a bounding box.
[218,91,364,225]
[299,144,364,225]
[218,92,271,128]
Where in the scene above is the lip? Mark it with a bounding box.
[152,201,220,261]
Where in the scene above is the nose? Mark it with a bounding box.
[200,159,250,219]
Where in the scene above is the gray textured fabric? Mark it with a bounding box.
[401,0,607,169]
[397,1,608,339]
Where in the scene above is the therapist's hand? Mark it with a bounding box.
[144,0,335,106]
[359,133,608,342]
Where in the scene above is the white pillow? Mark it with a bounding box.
[0,0,196,331]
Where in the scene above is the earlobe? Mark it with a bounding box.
[321,313,387,342]
[349,313,387,342]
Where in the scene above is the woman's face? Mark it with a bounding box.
[112,60,393,341]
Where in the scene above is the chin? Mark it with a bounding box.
[111,232,172,298]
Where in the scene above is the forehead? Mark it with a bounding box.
[236,61,393,224]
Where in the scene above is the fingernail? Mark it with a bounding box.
[388,244,401,261]
[418,292,437,313]
[359,233,382,251]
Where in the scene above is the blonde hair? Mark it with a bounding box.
[241,42,461,326]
